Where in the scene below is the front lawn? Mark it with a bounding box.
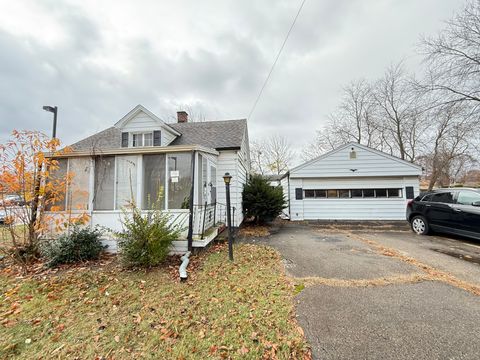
[0,244,309,359]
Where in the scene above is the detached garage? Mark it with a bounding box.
[282,143,422,221]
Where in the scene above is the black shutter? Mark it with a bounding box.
[405,186,414,199]
[153,130,161,146]
[295,188,303,200]
[121,132,128,147]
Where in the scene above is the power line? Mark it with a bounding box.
[248,0,307,120]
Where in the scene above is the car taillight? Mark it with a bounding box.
[407,199,414,207]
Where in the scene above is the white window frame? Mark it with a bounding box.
[131,132,154,147]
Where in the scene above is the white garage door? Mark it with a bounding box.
[289,177,418,221]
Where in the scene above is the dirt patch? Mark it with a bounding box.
[330,228,480,296]
[295,273,430,288]
[238,226,271,238]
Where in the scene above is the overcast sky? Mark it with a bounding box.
[0,0,464,154]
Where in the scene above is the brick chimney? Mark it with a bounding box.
[177,111,188,123]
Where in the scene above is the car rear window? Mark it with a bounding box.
[457,191,480,205]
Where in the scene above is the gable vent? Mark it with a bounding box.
[349,147,357,159]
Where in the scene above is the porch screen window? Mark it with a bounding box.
[45,158,68,211]
[197,155,203,204]
[115,156,138,209]
[143,154,166,210]
[210,165,217,203]
[68,158,90,210]
[168,153,192,209]
[94,156,115,210]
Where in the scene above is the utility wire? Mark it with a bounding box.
[248,0,307,120]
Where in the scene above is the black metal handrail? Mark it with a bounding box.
[192,202,236,238]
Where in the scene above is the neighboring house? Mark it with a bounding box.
[281,142,422,221]
[46,105,250,252]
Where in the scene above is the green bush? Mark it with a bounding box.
[41,226,105,267]
[116,204,182,268]
[242,174,286,224]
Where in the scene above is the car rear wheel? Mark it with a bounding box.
[411,215,429,235]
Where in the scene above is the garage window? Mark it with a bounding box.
[387,188,402,198]
[363,189,375,197]
[327,189,338,198]
[303,188,403,199]
[304,190,315,198]
[375,189,387,197]
[351,189,363,198]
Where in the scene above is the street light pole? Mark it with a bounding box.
[223,172,234,261]
[42,105,58,139]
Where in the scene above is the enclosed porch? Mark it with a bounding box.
[45,145,235,252]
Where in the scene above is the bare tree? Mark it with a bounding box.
[250,135,295,175]
[264,135,295,175]
[250,140,267,175]
[329,79,380,145]
[420,0,480,114]
[372,62,428,161]
[419,102,479,189]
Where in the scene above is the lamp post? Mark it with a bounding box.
[223,172,234,261]
[42,105,58,139]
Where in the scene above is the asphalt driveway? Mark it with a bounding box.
[247,222,480,360]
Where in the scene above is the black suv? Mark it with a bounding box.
[406,188,480,240]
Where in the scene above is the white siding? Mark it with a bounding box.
[288,176,420,221]
[216,150,247,226]
[292,144,422,178]
[121,110,178,146]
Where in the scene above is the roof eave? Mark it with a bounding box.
[46,144,219,158]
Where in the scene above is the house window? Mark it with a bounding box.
[94,156,115,210]
[168,153,193,209]
[338,189,350,198]
[143,154,166,210]
[132,132,153,147]
[115,155,138,209]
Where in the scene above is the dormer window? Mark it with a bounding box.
[132,132,153,147]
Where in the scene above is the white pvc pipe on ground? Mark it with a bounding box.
[179,251,191,280]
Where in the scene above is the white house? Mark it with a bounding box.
[46,105,250,252]
[282,143,422,221]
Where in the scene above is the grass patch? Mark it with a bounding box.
[0,244,309,359]
[294,283,305,294]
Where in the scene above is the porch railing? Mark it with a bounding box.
[192,202,236,239]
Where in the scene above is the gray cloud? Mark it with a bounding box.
[0,0,464,159]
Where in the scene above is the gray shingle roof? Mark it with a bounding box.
[70,126,122,151]
[70,119,247,151]
[169,119,246,149]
